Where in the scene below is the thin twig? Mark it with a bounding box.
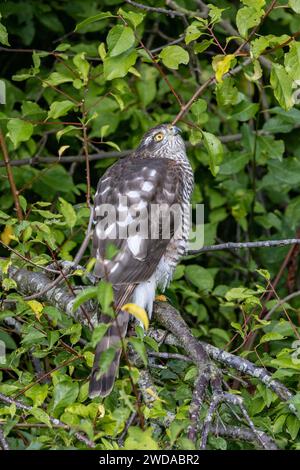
[0,130,23,220]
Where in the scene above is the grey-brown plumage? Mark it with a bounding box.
[89,124,194,398]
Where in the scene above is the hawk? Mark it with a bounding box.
[89,124,194,397]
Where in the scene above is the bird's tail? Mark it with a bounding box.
[89,285,133,398]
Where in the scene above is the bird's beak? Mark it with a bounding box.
[168,125,181,136]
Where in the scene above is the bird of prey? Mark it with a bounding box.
[89,124,194,398]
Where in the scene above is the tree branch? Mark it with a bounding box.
[0,130,23,220]
[189,239,300,255]
[124,0,185,17]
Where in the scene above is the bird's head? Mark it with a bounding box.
[137,123,185,156]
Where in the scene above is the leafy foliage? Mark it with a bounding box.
[0,0,300,451]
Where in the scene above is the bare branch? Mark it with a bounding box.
[124,0,185,17]
[189,239,300,255]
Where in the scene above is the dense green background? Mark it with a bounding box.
[1,0,300,450]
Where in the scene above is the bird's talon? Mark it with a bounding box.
[155,294,167,302]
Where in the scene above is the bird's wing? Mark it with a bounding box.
[92,156,183,303]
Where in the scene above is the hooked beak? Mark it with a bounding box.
[168,125,181,136]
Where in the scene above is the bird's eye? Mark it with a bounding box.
[154,132,164,142]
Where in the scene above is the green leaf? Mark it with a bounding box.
[285,41,300,82]
[73,53,90,83]
[53,380,79,414]
[72,286,97,312]
[260,332,285,344]
[251,35,290,59]
[107,25,135,57]
[30,407,51,427]
[44,72,73,87]
[270,63,294,111]
[75,12,115,31]
[273,414,287,434]
[0,19,9,46]
[103,50,137,80]
[21,326,46,346]
[124,426,159,450]
[194,39,214,54]
[159,45,189,70]
[97,281,114,315]
[289,0,300,13]
[185,265,214,293]
[59,197,77,229]
[286,414,300,440]
[25,384,48,407]
[118,8,145,28]
[56,125,78,141]
[129,337,147,366]
[47,100,75,120]
[185,22,202,45]
[230,101,259,121]
[202,131,224,176]
[236,6,264,38]
[7,118,34,148]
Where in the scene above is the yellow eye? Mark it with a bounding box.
[154,132,164,142]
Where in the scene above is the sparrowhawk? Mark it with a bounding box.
[89,124,194,397]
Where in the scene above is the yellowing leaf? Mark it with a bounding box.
[122,303,149,330]
[212,54,235,83]
[98,404,105,418]
[58,145,70,158]
[1,225,14,245]
[27,300,44,319]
